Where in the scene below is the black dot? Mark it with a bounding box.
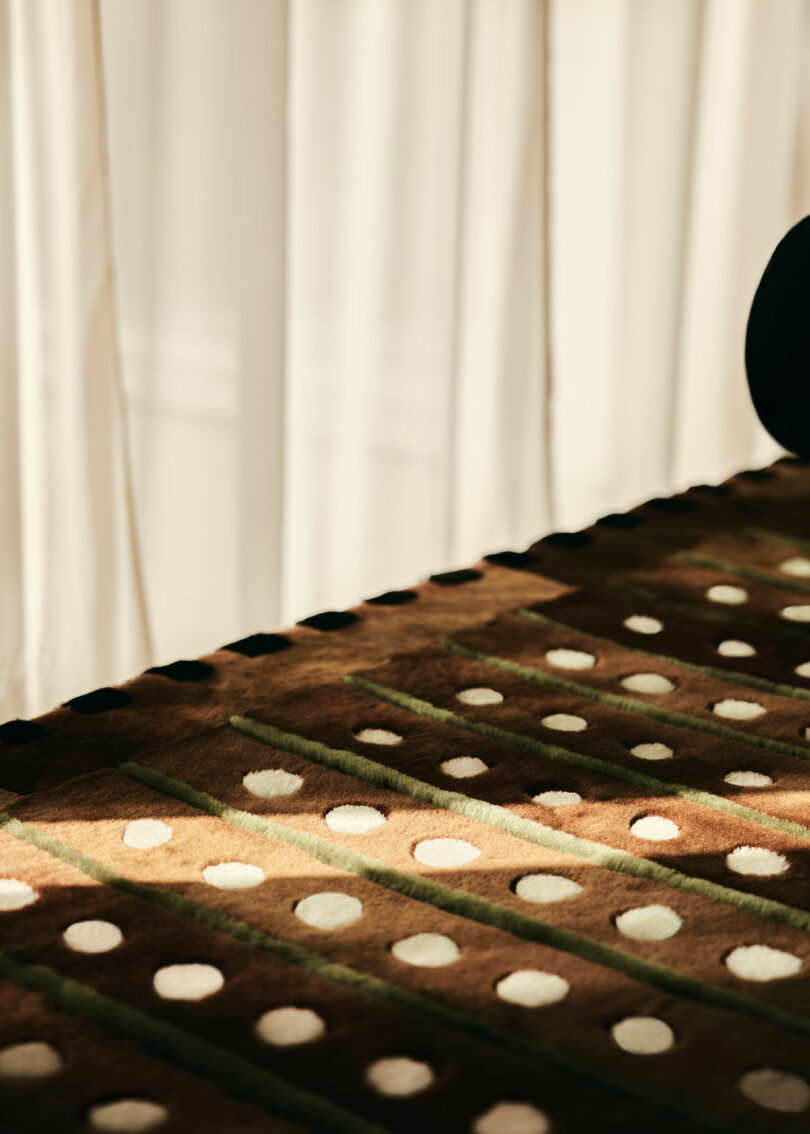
[595,512,641,530]
[63,687,133,715]
[540,531,591,548]
[0,719,47,747]
[484,550,534,569]
[222,632,291,658]
[428,568,483,585]
[645,496,698,512]
[365,590,418,606]
[297,610,359,631]
[146,660,214,682]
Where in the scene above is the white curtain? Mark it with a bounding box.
[1,0,808,720]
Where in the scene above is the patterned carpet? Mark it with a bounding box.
[3,458,810,1132]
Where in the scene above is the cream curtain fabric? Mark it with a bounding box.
[1,0,808,719]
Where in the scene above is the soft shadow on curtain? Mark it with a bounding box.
[1,0,808,720]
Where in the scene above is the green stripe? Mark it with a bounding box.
[519,606,810,703]
[120,758,810,1066]
[746,527,810,555]
[443,637,810,763]
[678,551,810,596]
[0,949,389,1134]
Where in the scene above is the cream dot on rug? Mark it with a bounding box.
[726,845,788,876]
[440,756,489,778]
[88,1099,168,1132]
[541,713,587,732]
[707,584,748,605]
[242,768,303,798]
[795,661,810,679]
[255,1006,325,1046]
[391,932,460,968]
[532,790,581,808]
[325,804,386,835]
[63,919,123,954]
[545,648,596,670]
[413,838,481,868]
[724,770,773,788]
[0,879,37,911]
[153,963,224,1000]
[495,969,569,1007]
[615,904,683,942]
[630,815,679,841]
[781,605,810,622]
[725,944,802,982]
[354,727,403,745]
[514,874,582,903]
[472,1101,550,1134]
[456,687,504,706]
[0,1042,62,1078]
[717,639,756,657]
[623,615,663,635]
[122,819,172,849]
[202,862,266,890]
[779,556,810,578]
[712,698,766,720]
[629,742,674,761]
[621,673,675,695]
[365,1056,433,1097]
[739,1068,810,1113]
[612,1016,674,1055]
[294,891,363,930]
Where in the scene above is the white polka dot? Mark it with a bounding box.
[325,804,386,835]
[532,790,581,808]
[740,1068,810,1113]
[153,963,224,1000]
[294,891,363,930]
[202,862,266,890]
[779,557,810,578]
[440,756,489,778]
[88,1099,168,1132]
[495,970,570,1007]
[707,584,748,605]
[0,1042,62,1078]
[365,1056,433,1097]
[545,648,596,670]
[0,879,37,911]
[717,639,756,658]
[391,932,460,968]
[725,944,802,982]
[727,845,788,876]
[255,1006,325,1046]
[473,1102,550,1134]
[712,698,766,720]
[541,713,587,732]
[122,819,172,850]
[242,768,303,798]
[795,661,810,679]
[630,815,680,841]
[781,605,810,623]
[514,874,582,904]
[615,904,682,941]
[63,920,123,954]
[413,838,480,868]
[355,728,402,745]
[724,770,773,788]
[456,687,504,706]
[623,615,663,635]
[612,1016,674,1055]
[621,673,675,695]
[629,742,673,762]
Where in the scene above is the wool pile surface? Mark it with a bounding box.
[5,459,810,1133]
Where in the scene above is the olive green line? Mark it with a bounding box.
[519,606,810,704]
[0,948,389,1134]
[607,579,810,644]
[118,756,810,1078]
[746,527,810,555]
[678,550,810,597]
[443,636,810,764]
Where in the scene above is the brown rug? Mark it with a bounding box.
[3,457,810,1133]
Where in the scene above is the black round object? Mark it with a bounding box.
[745,215,810,456]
